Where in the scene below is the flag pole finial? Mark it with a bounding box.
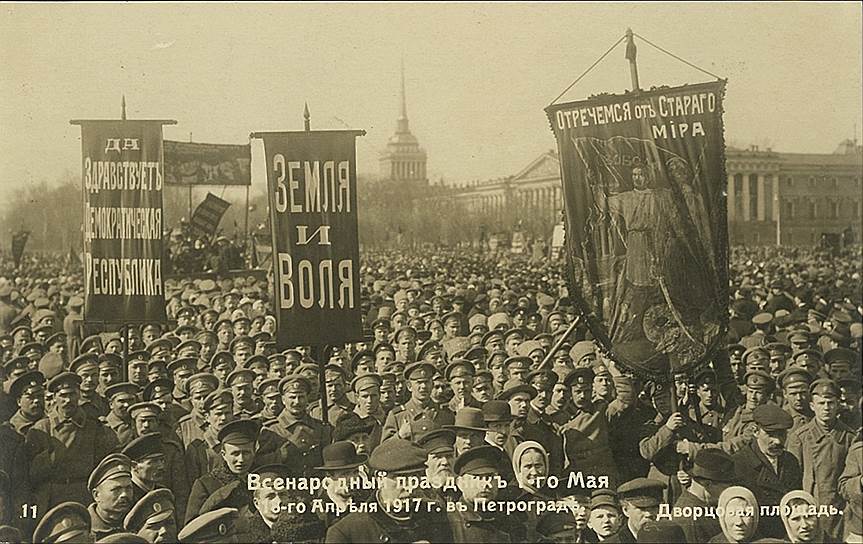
[625,28,640,91]
[304,102,311,131]
[121,95,127,120]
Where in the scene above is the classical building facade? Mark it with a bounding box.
[443,140,863,246]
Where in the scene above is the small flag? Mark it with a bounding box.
[190,193,231,239]
[11,230,30,268]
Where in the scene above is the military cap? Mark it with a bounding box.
[9,324,31,339]
[78,334,103,354]
[229,336,254,352]
[569,340,597,363]
[487,312,512,331]
[527,368,558,389]
[824,347,857,366]
[88,453,132,490]
[727,342,747,355]
[373,342,395,355]
[175,339,202,354]
[616,477,666,507]
[32,323,55,337]
[105,382,140,400]
[177,507,239,543]
[368,438,427,475]
[838,376,862,393]
[214,318,233,331]
[444,407,488,432]
[257,378,281,398]
[371,318,390,331]
[47,372,82,393]
[323,364,348,381]
[404,361,435,381]
[351,373,382,393]
[210,351,235,369]
[316,440,369,470]
[217,418,260,445]
[3,355,29,374]
[481,330,505,348]
[453,445,502,476]
[44,332,67,347]
[203,389,234,412]
[468,313,488,330]
[148,359,168,375]
[791,348,823,362]
[184,372,219,396]
[693,368,717,386]
[279,374,311,395]
[445,359,476,381]
[194,329,217,344]
[564,367,596,388]
[516,340,545,358]
[752,312,773,326]
[497,378,537,400]
[503,355,532,371]
[482,399,513,423]
[9,370,45,399]
[590,488,620,510]
[251,331,272,344]
[743,346,770,364]
[142,378,173,402]
[122,433,164,461]
[146,338,173,355]
[167,357,197,375]
[415,429,455,455]
[349,349,375,371]
[690,448,736,482]
[744,370,774,392]
[393,326,417,343]
[176,306,197,319]
[788,330,812,344]
[129,399,162,419]
[415,341,441,362]
[225,368,255,387]
[810,378,841,398]
[752,404,794,432]
[462,346,487,362]
[766,342,792,355]
[778,367,814,390]
[18,341,45,356]
[99,353,123,369]
[535,511,577,538]
[32,501,91,544]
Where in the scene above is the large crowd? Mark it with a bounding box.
[0,244,860,543]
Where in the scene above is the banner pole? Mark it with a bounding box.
[538,316,581,370]
[244,185,250,264]
[625,28,640,91]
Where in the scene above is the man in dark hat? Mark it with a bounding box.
[325,438,452,543]
[88,453,135,540]
[416,429,459,504]
[448,445,515,543]
[26,372,118,516]
[787,378,857,540]
[186,418,261,524]
[689,369,723,432]
[382,362,454,442]
[123,488,177,543]
[445,407,489,457]
[606,478,666,543]
[838,376,862,429]
[313,442,371,527]
[245,464,324,542]
[672,448,733,542]
[732,403,802,538]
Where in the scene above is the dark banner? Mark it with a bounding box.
[258,130,364,347]
[163,140,251,186]
[11,230,29,268]
[190,192,231,239]
[78,120,168,323]
[546,81,729,379]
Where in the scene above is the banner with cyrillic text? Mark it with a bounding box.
[258,130,364,347]
[545,81,729,380]
[79,120,168,323]
[164,140,251,186]
[190,192,231,238]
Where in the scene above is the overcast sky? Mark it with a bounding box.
[1,2,861,207]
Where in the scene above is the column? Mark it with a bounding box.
[772,175,780,221]
[741,174,751,221]
[727,174,735,221]
[757,174,766,221]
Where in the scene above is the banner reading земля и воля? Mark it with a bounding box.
[79,120,168,323]
[546,81,730,380]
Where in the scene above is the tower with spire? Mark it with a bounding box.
[379,59,427,182]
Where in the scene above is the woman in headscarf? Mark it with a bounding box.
[780,490,824,543]
[710,486,760,543]
[512,441,553,542]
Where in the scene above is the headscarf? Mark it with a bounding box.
[717,486,760,543]
[779,490,821,543]
[512,440,549,494]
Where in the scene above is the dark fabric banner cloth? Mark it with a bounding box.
[545,81,729,380]
[163,140,251,186]
[79,120,168,323]
[190,192,231,239]
[11,230,29,268]
[259,130,364,347]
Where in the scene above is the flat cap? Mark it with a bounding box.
[88,453,132,490]
[47,372,82,393]
[177,507,238,543]
[217,418,260,445]
[414,429,455,455]
[9,370,45,399]
[124,488,174,534]
[810,378,841,398]
[617,477,666,507]
[590,488,620,510]
[369,438,428,475]
[752,404,794,431]
[32,502,91,544]
[453,445,502,476]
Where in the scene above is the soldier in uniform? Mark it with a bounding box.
[448,445,516,543]
[671,449,732,543]
[325,438,453,543]
[177,373,219,448]
[731,403,802,538]
[123,488,178,544]
[382,361,455,442]
[722,369,774,445]
[97,354,123,396]
[177,507,240,544]
[7,370,45,436]
[778,367,814,440]
[255,377,283,425]
[167,357,196,412]
[265,375,330,475]
[26,372,118,516]
[87,453,134,541]
[604,478,666,543]
[689,369,724,432]
[71,354,110,420]
[446,359,480,411]
[103,382,140,447]
[186,419,260,524]
[349,373,385,449]
[311,365,354,426]
[525,368,565,477]
[226,368,261,418]
[185,389,235,484]
[787,378,858,540]
[31,501,92,544]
